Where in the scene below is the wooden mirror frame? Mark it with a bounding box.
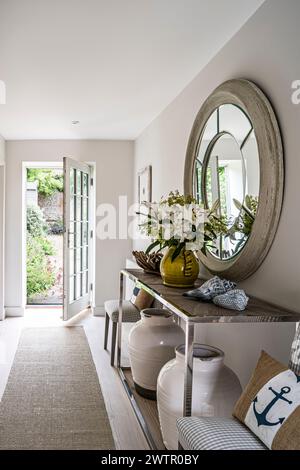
[184,79,284,281]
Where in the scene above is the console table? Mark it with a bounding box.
[117,268,300,449]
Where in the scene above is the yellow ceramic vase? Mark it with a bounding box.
[160,246,199,288]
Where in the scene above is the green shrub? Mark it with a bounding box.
[26,205,57,296]
[36,236,56,256]
[27,234,55,296]
[27,169,63,197]
[27,205,47,237]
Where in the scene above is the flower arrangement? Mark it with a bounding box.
[137,190,220,261]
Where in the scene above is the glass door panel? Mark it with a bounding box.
[63,157,91,320]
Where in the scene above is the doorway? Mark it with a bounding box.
[23,159,95,320]
[26,166,64,306]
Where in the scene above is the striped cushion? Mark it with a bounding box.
[177,417,266,450]
[289,323,300,375]
[104,300,140,323]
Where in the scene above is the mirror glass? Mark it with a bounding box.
[194,104,259,260]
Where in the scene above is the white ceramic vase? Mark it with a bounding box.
[157,343,242,450]
[128,308,185,399]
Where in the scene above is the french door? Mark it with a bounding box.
[63,157,92,320]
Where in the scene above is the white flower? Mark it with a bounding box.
[138,191,211,252]
[186,241,202,251]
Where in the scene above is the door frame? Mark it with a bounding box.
[22,161,95,314]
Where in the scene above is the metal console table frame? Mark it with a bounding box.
[117,268,300,450]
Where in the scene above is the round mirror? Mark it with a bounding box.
[184,80,283,280]
[195,104,260,261]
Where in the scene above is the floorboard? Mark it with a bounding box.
[124,370,164,450]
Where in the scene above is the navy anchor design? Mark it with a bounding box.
[253,386,293,427]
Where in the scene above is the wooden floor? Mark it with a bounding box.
[0,308,150,450]
[124,370,164,450]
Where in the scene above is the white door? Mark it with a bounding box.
[63,157,92,320]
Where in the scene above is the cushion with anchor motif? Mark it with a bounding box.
[233,351,300,450]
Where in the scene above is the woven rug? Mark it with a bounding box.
[0,327,115,449]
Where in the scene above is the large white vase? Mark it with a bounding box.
[157,343,242,450]
[128,308,185,399]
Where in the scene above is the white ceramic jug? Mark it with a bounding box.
[128,308,185,399]
[157,343,242,449]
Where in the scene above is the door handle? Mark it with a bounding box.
[67,230,74,248]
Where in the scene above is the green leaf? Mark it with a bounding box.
[245,194,251,209]
[233,198,255,220]
[208,199,220,216]
[159,242,169,251]
[171,242,185,262]
[136,211,156,220]
[145,240,160,254]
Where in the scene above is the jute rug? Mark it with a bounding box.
[0,327,115,449]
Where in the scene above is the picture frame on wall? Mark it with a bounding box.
[138,165,152,204]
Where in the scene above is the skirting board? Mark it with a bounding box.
[5,307,25,317]
[93,306,105,316]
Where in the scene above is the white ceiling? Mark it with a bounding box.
[0,0,264,140]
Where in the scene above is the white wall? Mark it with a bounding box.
[0,137,5,165]
[134,0,300,387]
[5,140,134,316]
[0,136,5,320]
